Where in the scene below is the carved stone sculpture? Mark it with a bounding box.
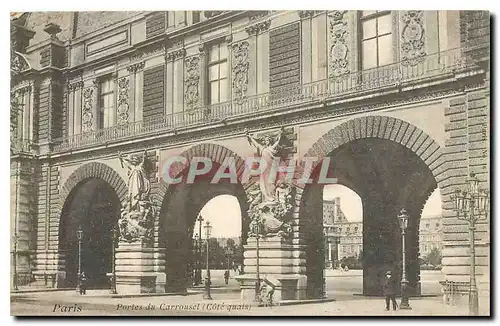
[328,11,350,78]
[82,87,94,132]
[118,150,156,244]
[184,56,200,110]
[232,41,250,103]
[401,10,426,66]
[246,127,293,239]
[117,77,130,125]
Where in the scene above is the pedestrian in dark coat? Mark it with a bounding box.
[383,271,397,310]
[224,270,230,285]
[79,272,88,295]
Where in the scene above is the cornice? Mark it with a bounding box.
[245,20,271,36]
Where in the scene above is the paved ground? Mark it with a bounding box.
[11,270,490,316]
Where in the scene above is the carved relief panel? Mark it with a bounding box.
[81,85,95,132]
[184,55,201,111]
[400,10,426,66]
[231,41,250,103]
[328,10,350,78]
[116,77,130,125]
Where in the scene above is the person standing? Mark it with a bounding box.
[224,270,230,285]
[79,272,88,295]
[383,271,397,311]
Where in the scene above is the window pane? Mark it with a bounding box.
[209,44,219,62]
[219,43,228,60]
[377,14,392,35]
[219,61,228,78]
[209,65,219,81]
[219,78,228,102]
[378,34,393,66]
[210,81,219,104]
[362,39,377,70]
[362,19,376,39]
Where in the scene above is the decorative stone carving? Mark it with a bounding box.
[249,11,269,21]
[232,41,250,103]
[118,150,157,244]
[127,61,145,74]
[166,48,186,62]
[328,11,350,79]
[245,20,271,36]
[11,52,30,76]
[117,77,130,125]
[67,81,84,91]
[82,87,95,132]
[184,55,201,110]
[298,11,315,19]
[246,127,293,239]
[401,10,426,66]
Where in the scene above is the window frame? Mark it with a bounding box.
[97,75,115,130]
[205,40,229,106]
[358,10,393,70]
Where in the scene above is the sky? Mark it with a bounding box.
[199,187,442,238]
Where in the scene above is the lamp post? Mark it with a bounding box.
[451,172,490,316]
[76,225,84,293]
[328,238,333,269]
[253,218,262,303]
[226,247,233,272]
[196,214,204,285]
[193,233,200,285]
[398,208,412,310]
[203,221,212,300]
[12,233,19,291]
[110,226,118,294]
[335,235,341,268]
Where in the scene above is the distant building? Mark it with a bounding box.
[323,198,443,266]
[419,215,443,257]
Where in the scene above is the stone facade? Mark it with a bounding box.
[10,11,489,304]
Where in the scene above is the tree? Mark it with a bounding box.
[425,247,442,267]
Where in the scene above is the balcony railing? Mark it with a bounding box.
[10,137,34,154]
[52,47,479,152]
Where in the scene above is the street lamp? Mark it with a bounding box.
[334,235,341,268]
[398,208,412,310]
[12,233,19,291]
[328,238,333,269]
[76,225,84,293]
[451,172,490,316]
[252,217,262,303]
[196,214,204,285]
[110,226,118,294]
[225,247,234,272]
[203,221,212,300]
[193,233,200,285]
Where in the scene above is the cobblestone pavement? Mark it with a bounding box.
[11,270,489,316]
[11,289,490,316]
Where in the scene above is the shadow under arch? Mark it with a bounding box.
[298,115,444,298]
[58,162,127,288]
[156,143,252,293]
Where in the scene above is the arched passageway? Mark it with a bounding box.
[158,156,249,293]
[300,116,443,298]
[58,178,121,288]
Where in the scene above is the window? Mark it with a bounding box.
[192,11,200,24]
[359,10,393,70]
[98,76,115,129]
[207,42,228,105]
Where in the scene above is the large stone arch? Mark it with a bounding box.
[57,162,127,288]
[156,142,254,200]
[156,142,253,293]
[60,162,127,207]
[297,115,446,298]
